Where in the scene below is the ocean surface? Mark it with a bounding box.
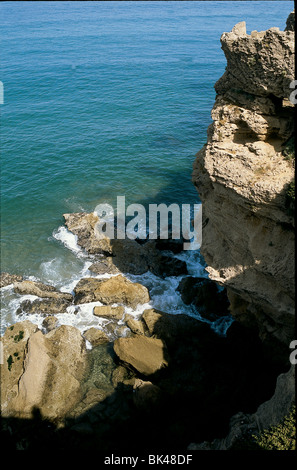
[0,1,293,335]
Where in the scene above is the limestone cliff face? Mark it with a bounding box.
[192,13,295,346]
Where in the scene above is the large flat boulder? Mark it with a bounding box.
[74,275,150,309]
[113,335,168,376]
[1,322,88,421]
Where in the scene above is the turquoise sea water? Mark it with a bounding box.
[0,1,293,334]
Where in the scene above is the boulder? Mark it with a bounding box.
[74,275,150,309]
[111,365,136,387]
[113,335,168,376]
[141,308,210,348]
[0,272,23,288]
[13,280,73,302]
[88,257,120,275]
[177,276,229,319]
[42,316,59,332]
[17,297,71,315]
[133,378,162,411]
[83,327,109,346]
[1,323,88,421]
[124,314,146,335]
[93,305,125,320]
[149,254,188,278]
[63,212,113,255]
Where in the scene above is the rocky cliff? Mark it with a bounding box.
[193,13,295,346]
[191,12,295,449]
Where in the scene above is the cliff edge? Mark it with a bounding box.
[191,12,295,449]
[193,13,295,346]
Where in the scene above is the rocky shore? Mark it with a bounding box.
[1,12,295,452]
[0,207,291,451]
[191,12,295,449]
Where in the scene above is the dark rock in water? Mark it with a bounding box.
[149,254,188,278]
[177,276,229,319]
[0,272,23,288]
[17,297,72,315]
[155,238,184,254]
[133,378,162,411]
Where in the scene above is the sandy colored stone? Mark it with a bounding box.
[74,275,150,308]
[93,305,125,320]
[83,327,109,346]
[1,323,88,421]
[192,14,295,345]
[0,272,23,288]
[13,280,73,302]
[124,314,146,335]
[113,335,168,376]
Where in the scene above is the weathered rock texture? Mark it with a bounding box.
[192,15,295,346]
[74,275,150,308]
[191,13,295,449]
[1,322,88,421]
[64,212,188,277]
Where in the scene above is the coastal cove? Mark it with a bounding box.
[0,1,295,452]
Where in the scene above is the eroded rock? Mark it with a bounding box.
[13,280,73,302]
[74,275,150,309]
[93,305,125,320]
[83,327,109,346]
[1,322,88,421]
[17,297,71,315]
[0,272,23,288]
[113,335,168,376]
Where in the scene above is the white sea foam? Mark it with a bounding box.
[1,225,233,339]
[53,226,87,258]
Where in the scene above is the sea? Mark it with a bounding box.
[0,1,293,337]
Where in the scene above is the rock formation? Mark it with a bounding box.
[1,322,88,421]
[192,14,295,346]
[0,12,295,452]
[191,12,295,449]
